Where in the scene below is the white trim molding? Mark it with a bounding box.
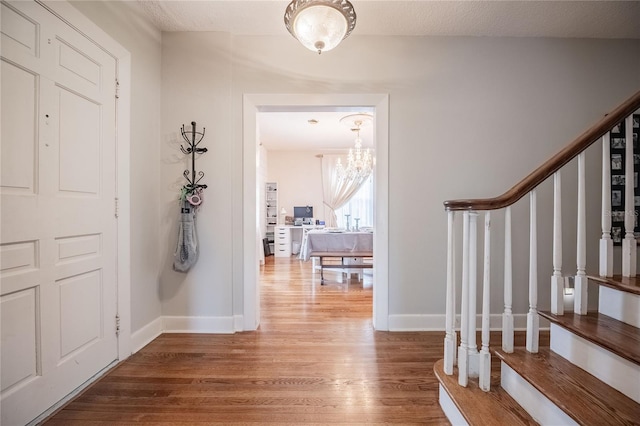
[130,317,164,353]
[163,316,235,334]
[130,316,236,354]
[240,93,390,331]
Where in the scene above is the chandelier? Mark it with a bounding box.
[337,113,373,180]
[284,0,357,54]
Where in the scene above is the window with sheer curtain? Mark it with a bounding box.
[335,174,373,229]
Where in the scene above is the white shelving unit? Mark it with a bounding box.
[265,182,278,254]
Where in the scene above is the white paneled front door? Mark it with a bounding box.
[1,2,118,424]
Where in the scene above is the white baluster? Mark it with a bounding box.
[452,225,457,368]
[600,133,614,277]
[527,190,539,353]
[575,152,588,314]
[444,211,457,375]
[502,206,514,353]
[623,115,637,277]
[467,212,479,378]
[479,212,491,392]
[458,211,470,387]
[551,172,564,315]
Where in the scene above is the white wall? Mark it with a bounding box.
[70,1,163,334]
[160,32,234,324]
[229,35,640,323]
[267,151,326,223]
[65,1,640,332]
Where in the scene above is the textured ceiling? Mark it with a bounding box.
[137,1,640,39]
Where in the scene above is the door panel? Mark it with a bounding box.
[0,288,38,393]
[59,269,102,358]
[0,2,39,58]
[0,1,118,424]
[0,60,37,195]
[58,87,101,195]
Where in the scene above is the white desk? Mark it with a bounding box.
[273,225,324,257]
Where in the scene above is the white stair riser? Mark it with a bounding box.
[598,286,640,328]
[550,324,640,403]
[438,384,469,426]
[500,361,578,426]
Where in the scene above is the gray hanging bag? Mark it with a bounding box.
[173,201,198,272]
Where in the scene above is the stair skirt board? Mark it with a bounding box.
[438,384,470,426]
[550,324,640,404]
[501,361,578,426]
[598,286,640,328]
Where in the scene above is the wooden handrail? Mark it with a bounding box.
[444,90,640,211]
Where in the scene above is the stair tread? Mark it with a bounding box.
[587,274,640,296]
[495,347,640,425]
[538,311,640,366]
[434,359,538,426]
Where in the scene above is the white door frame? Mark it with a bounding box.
[242,94,389,331]
[40,0,132,359]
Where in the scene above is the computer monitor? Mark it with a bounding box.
[293,206,313,218]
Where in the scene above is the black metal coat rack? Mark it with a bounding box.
[180,121,208,193]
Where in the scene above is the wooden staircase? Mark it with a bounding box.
[437,91,640,425]
[435,276,640,425]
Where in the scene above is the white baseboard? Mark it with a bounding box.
[501,360,578,426]
[162,315,235,334]
[133,313,549,342]
[130,317,163,354]
[550,324,640,404]
[388,314,540,332]
[234,315,244,332]
[438,384,469,426]
[130,315,236,354]
[599,286,640,328]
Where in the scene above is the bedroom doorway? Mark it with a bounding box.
[241,94,389,332]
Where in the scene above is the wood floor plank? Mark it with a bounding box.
[42,257,449,425]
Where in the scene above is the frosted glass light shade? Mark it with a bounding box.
[284,0,356,54]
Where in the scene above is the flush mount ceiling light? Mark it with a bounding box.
[284,0,356,54]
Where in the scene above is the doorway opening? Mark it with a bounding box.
[241,94,389,331]
[257,108,375,319]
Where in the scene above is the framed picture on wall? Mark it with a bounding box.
[609,113,640,245]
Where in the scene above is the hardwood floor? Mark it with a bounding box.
[42,257,449,425]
